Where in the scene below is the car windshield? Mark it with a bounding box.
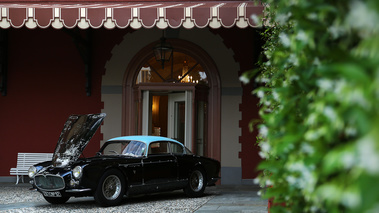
[101,141,147,157]
[122,141,146,156]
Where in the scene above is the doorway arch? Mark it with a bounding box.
[122,39,221,161]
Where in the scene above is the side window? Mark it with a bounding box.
[148,142,169,155]
[170,142,184,155]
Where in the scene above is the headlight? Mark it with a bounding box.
[72,166,83,179]
[28,166,37,178]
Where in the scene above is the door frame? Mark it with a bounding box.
[167,91,192,148]
[137,83,196,149]
[141,90,192,149]
[123,39,221,162]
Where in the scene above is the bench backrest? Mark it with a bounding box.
[17,153,53,168]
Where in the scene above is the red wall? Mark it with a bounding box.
[238,29,264,179]
[0,28,129,176]
[212,27,263,179]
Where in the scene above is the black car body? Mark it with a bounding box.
[29,113,220,206]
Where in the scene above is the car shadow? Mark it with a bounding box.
[123,190,214,205]
[33,190,216,210]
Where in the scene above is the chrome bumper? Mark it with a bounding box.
[65,188,92,193]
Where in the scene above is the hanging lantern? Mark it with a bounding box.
[153,36,173,69]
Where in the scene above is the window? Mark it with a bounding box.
[148,142,169,155]
[101,140,146,157]
[170,142,184,154]
[136,52,208,85]
[121,141,146,157]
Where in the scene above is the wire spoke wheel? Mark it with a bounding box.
[184,168,206,197]
[102,175,122,200]
[190,170,204,192]
[94,169,126,207]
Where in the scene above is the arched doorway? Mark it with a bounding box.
[123,39,221,160]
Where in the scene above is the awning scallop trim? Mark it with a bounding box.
[0,1,264,29]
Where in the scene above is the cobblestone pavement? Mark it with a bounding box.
[0,183,267,213]
[195,186,267,213]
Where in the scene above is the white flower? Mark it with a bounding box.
[256,90,265,99]
[305,130,320,141]
[264,108,273,113]
[341,190,361,208]
[286,175,297,185]
[258,151,268,159]
[253,178,260,184]
[301,143,314,154]
[296,30,308,43]
[279,33,291,47]
[289,74,299,81]
[323,106,337,121]
[348,89,370,109]
[313,57,321,66]
[345,126,357,137]
[310,206,318,212]
[275,12,292,25]
[341,152,355,169]
[357,135,379,174]
[288,54,299,66]
[260,142,271,152]
[239,75,250,84]
[347,1,379,38]
[257,77,269,83]
[306,113,317,126]
[287,162,316,191]
[317,78,333,91]
[328,25,345,39]
[259,125,268,137]
[307,13,317,21]
[272,91,280,101]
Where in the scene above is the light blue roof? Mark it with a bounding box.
[107,135,179,145]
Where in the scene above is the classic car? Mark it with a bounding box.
[28,113,220,206]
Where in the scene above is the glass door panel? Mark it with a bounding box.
[168,91,192,149]
[142,90,192,150]
[142,90,151,135]
[174,101,185,144]
[196,101,207,156]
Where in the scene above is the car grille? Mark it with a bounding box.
[35,175,65,191]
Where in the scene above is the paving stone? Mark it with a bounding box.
[0,183,268,213]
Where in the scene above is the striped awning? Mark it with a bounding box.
[0,1,264,29]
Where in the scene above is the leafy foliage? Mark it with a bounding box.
[244,0,379,212]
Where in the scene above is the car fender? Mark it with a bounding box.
[191,162,207,178]
[104,166,130,193]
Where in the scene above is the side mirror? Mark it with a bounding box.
[96,152,102,156]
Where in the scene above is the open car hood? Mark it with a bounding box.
[52,113,106,167]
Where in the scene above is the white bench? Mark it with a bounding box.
[10,153,53,184]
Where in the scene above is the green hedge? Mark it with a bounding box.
[243,0,379,212]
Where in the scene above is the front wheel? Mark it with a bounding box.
[184,168,206,197]
[43,196,70,204]
[94,169,126,207]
